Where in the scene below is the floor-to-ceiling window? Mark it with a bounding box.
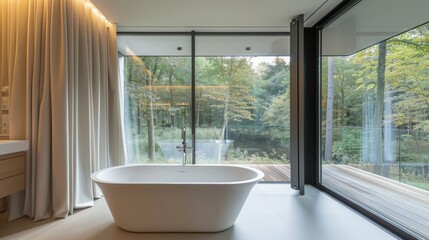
[120,35,192,164]
[119,33,291,182]
[320,0,429,238]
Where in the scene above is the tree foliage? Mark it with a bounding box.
[321,22,429,170]
[124,55,290,162]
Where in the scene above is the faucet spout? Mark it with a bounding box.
[176,109,192,165]
[176,126,192,165]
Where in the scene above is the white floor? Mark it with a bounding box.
[0,185,397,240]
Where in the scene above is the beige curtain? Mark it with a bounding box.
[0,0,126,221]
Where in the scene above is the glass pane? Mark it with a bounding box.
[322,0,429,56]
[321,22,429,238]
[195,53,290,182]
[120,35,192,164]
[120,34,291,182]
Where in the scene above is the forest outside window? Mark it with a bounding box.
[119,34,291,182]
[320,1,429,237]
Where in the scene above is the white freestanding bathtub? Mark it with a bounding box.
[91,165,264,232]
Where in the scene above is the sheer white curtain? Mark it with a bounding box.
[0,0,125,221]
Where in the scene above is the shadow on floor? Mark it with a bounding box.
[0,211,57,238]
[86,223,237,240]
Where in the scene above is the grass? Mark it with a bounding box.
[402,180,429,191]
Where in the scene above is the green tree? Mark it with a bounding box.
[201,57,256,139]
[254,58,290,125]
[262,92,290,141]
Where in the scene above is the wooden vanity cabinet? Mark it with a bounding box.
[0,152,25,198]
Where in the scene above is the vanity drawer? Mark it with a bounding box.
[0,174,25,198]
[0,153,26,180]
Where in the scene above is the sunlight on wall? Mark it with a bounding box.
[85,0,112,27]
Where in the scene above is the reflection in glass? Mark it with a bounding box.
[321,22,429,238]
[124,56,192,164]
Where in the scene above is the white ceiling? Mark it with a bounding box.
[91,0,343,56]
[90,0,343,32]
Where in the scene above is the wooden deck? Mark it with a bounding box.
[241,163,429,238]
[323,165,429,239]
[238,164,290,182]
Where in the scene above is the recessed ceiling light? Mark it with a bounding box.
[177,47,182,51]
[246,47,251,51]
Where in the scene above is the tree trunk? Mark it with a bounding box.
[137,105,141,134]
[374,41,386,175]
[209,107,212,127]
[196,91,201,128]
[146,58,159,162]
[220,88,230,140]
[412,133,424,175]
[340,80,346,126]
[168,71,175,128]
[147,104,155,162]
[324,57,335,163]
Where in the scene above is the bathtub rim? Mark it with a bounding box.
[91,164,264,185]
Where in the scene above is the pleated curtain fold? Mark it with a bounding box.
[0,0,126,221]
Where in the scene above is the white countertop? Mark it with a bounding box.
[0,140,29,155]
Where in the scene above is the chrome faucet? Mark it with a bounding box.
[176,109,192,165]
[176,126,186,165]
